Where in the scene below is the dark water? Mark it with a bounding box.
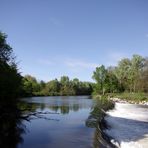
[17,96,98,148]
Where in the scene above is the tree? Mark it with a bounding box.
[21,75,43,95]
[0,32,14,64]
[0,32,22,100]
[46,79,60,95]
[105,69,119,93]
[130,55,144,92]
[114,55,145,93]
[114,58,131,91]
[92,65,107,95]
[137,57,148,92]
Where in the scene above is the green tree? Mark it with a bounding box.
[114,58,131,91]
[60,76,75,95]
[23,75,40,92]
[46,79,60,95]
[114,55,144,92]
[105,68,119,93]
[130,54,144,92]
[0,32,14,64]
[92,65,107,95]
[0,32,22,100]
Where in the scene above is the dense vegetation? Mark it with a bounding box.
[22,75,93,96]
[92,55,148,95]
[0,31,148,100]
[0,32,93,98]
[0,31,148,148]
[0,32,22,102]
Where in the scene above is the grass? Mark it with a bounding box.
[86,96,114,125]
[107,92,148,103]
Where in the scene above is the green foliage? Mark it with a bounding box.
[92,55,148,95]
[0,32,14,64]
[21,75,93,96]
[113,92,148,102]
[1,31,147,99]
[92,65,119,95]
[86,96,114,128]
[0,32,22,101]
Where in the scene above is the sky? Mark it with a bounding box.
[0,0,148,82]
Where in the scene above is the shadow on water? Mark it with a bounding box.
[0,103,25,148]
[86,97,148,148]
[0,100,59,148]
[85,97,117,148]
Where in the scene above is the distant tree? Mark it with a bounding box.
[22,75,41,95]
[46,79,60,95]
[60,76,70,85]
[21,77,33,96]
[40,80,46,89]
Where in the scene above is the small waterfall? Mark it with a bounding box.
[104,103,148,148]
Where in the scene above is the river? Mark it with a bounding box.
[104,103,148,148]
[10,96,148,148]
[17,96,99,148]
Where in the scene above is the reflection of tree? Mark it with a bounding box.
[72,104,79,112]
[48,105,59,112]
[40,103,45,111]
[48,103,81,114]
[85,98,115,148]
[0,101,58,148]
[0,101,40,147]
[60,106,69,114]
[0,103,25,148]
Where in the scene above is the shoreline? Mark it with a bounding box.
[109,97,148,105]
[94,97,148,147]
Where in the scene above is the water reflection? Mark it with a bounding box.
[85,98,115,148]
[0,96,113,148]
[22,96,92,114]
[0,104,25,148]
[0,101,48,148]
[18,96,96,148]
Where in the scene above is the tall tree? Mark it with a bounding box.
[130,55,144,92]
[46,79,60,95]
[92,65,107,95]
[0,32,14,64]
[0,32,22,100]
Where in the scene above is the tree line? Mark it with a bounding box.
[22,75,93,96]
[0,32,93,99]
[92,55,148,95]
[0,31,148,100]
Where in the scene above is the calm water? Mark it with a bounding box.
[17,96,98,148]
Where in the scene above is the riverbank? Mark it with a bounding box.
[108,93,148,105]
[92,95,148,147]
[109,97,148,105]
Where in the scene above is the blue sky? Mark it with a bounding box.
[0,0,148,82]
